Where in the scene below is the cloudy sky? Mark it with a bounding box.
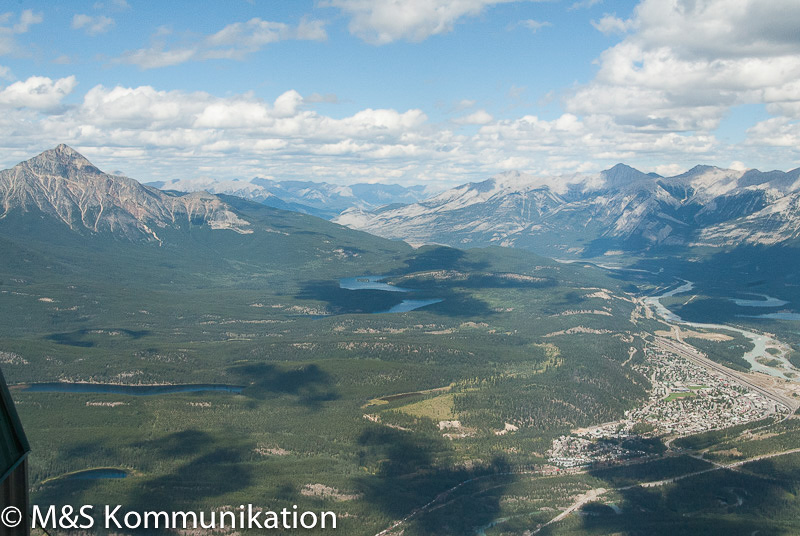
[1,0,799,186]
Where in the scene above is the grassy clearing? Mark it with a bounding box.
[664,391,697,402]
[395,393,457,421]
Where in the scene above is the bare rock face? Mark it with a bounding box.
[335,163,800,253]
[0,145,251,242]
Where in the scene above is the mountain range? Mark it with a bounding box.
[0,145,411,283]
[4,145,800,536]
[146,176,434,220]
[334,163,800,257]
[4,146,800,262]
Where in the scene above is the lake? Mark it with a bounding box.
[65,468,128,480]
[731,294,789,308]
[380,298,444,313]
[645,281,798,379]
[340,275,443,313]
[339,276,411,292]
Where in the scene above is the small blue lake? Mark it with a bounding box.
[380,299,444,313]
[65,468,128,480]
[339,275,443,313]
[23,383,244,395]
[742,312,800,321]
[730,294,789,307]
[339,276,411,292]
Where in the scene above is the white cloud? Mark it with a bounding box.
[453,99,476,111]
[515,19,551,32]
[0,75,76,110]
[454,109,493,125]
[569,0,601,10]
[0,75,796,188]
[746,117,800,148]
[295,18,329,41]
[653,163,685,177]
[0,9,43,55]
[322,0,524,44]
[0,65,12,80]
[119,47,195,69]
[729,161,748,172]
[118,17,327,69]
[590,14,634,35]
[568,0,800,141]
[72,14,116,35]
[12,9,43,34]
[304,92,338,104]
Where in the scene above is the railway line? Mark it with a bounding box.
[654,337,800,412]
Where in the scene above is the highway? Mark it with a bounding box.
[533,446,800,533]
[653,337,800,412]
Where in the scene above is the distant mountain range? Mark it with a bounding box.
[0,145,411,281]
[334,164,800,257]
[5,146,800,260]
[146,176,434,219]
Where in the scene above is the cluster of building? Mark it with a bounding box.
[547,345,788,468]
[548,435,648,468]
[628,348,784,434]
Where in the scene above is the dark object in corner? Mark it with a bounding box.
[0,367,30,536]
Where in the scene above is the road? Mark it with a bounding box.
[654,337,800,412]
[372,335,800,536]
[532,446,800,534]
[372,444,800,536]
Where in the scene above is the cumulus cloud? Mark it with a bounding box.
[746,117,800,148]
[0,9,43,55]
[119,47,195,69]
[72,14,116,35]
[0,75,77,110]
[454,109,493,125]
[653,163,685,177]
[567,0,800,143]
[453,99,477,111]
[118,17,327,69]
[728,161,748,172]
[322,0,524,44]
[304,92,338,104]
[590,14,634,35]
[0,72,796,188]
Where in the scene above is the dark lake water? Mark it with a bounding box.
[339,275,443,313]
[339,275,411,292]
[380,299,444,313]
[22,383,244,395]
[744,312,800,320]
[65,468,128,480]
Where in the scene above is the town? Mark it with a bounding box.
[548,343,790,468]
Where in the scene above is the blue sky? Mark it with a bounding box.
[1,0,798,186]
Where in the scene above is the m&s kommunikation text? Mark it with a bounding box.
[30,504,337,530]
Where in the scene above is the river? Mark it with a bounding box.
[644,282,798,380]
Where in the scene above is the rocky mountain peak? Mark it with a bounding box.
[0,145,252,240]
[601,163,650,189]
[25,144,99,174]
